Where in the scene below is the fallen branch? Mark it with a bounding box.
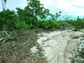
[3,31,10,37]
[0,38,4,41]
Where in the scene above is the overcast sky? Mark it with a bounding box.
[0,0,84,16]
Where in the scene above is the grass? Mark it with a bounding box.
[0,29,50,63]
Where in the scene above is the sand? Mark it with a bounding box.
[36,30,84,63]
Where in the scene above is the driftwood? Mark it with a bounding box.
[0,31,10,43]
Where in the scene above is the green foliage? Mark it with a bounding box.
[67,19,84,30]
[0,0,84,31]
[16,0,50,25]
[50,11,61,21]
[14,21,28,30]
[0,9,16,30]
[26,0,49,19]
[41,21,51,29]
[57,21,71,29]
[77,16,81,21]
[37,20,60,29]
[48,20,60,28]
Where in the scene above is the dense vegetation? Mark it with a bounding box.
[0,0,84,31]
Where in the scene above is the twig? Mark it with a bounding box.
[0,38,4,41]
[3,31,10,37]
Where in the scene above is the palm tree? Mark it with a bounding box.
[1,0,7,10]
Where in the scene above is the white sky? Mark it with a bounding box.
[0,0,84,16]
[40,0,84,15]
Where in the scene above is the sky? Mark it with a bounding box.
[0,0,84,16]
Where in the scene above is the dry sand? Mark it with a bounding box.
[36,30,84,63]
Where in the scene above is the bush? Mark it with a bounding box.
[66,20,84,30]
[41,21,51,29]
[14,21,28,30]
[49,20,60,28]
[0,9,16,30]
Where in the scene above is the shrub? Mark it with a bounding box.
[0,9,16,30]
[67,20,84,30]
[41,21,51,29]
[14,21,28,30]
